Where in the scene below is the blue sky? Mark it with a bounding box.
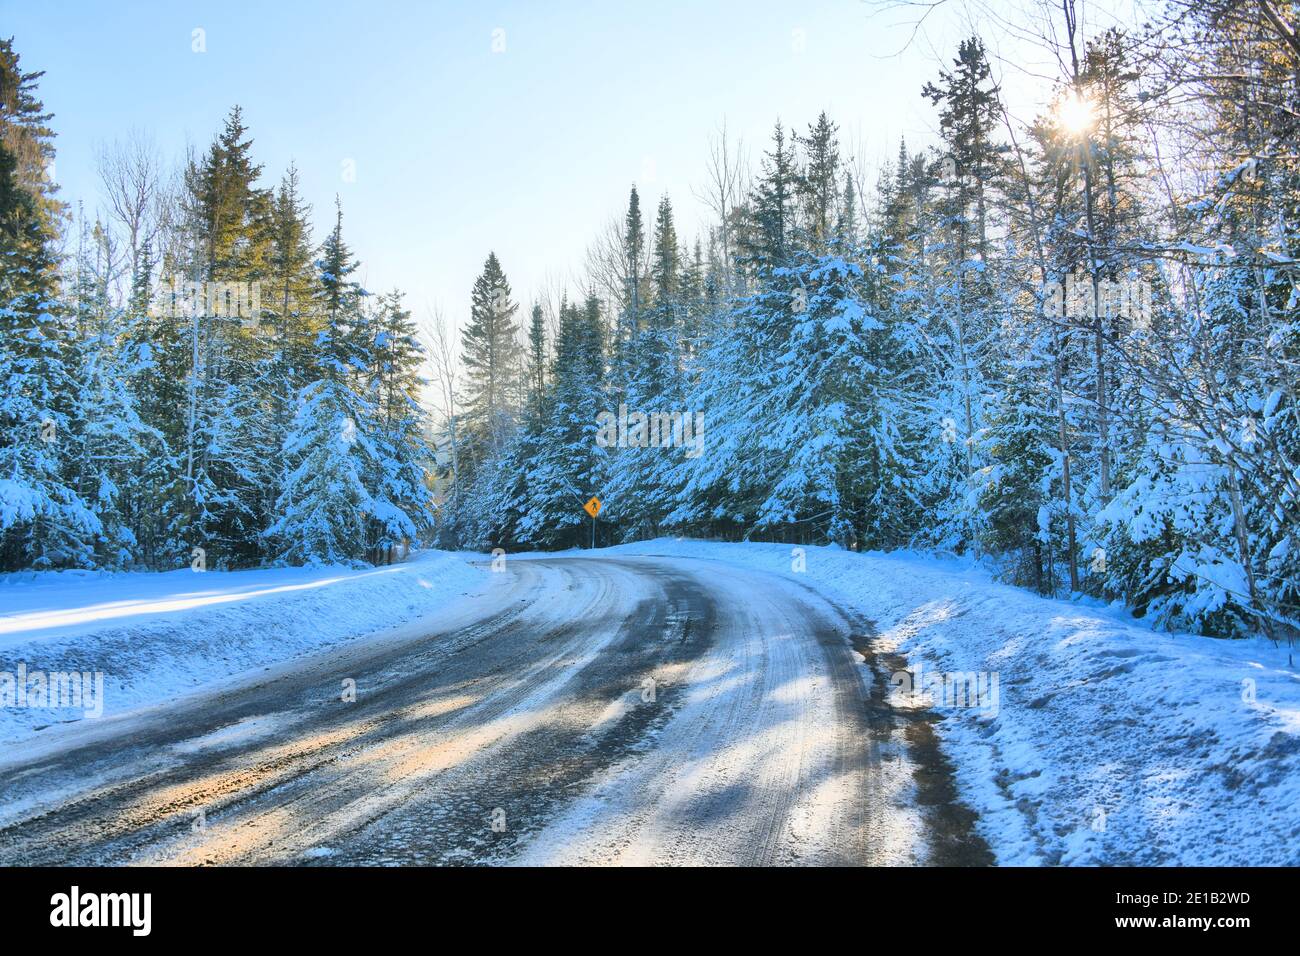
[4,0,1082,326]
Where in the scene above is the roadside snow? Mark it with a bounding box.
[0,551,486,744]
[5,536,1296,866]
[607,539,1300,866]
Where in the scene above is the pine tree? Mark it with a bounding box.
[526,302,546,416]
[361,291,435,561]
[460,251,520,460]
[266,163,318,390]
[515,293,606,547]
[64,210,156,568]
[603,196,687,538]
[266,203,374,565]
[743,122,798,272]
[910,37,1010,552]
[796,112,841,250]
[611,185,647,392]
[166,107,279,566]
[0,45,95,571]
[264,376,376,566]
[0,38,64,240]
[641,194,681,397]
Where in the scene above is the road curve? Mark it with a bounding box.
[0,555,972,866]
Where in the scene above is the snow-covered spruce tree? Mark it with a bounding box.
[64,212,156,568]
[860,138,937,548]
[263,163,321,464]
[443,252,524,547]
[677,243,892,548]
[359,291,436,560]
[0,143,100,569]
[907,37,1009,554]
[266,380,374,566]
[265,202,377,566]
[509,293,606,549]
[764,253,895,546]
[654,237,719,531]
[604,194,685,540]
[119,240,193,568]
[459,251,521,464]
[608,185,648,400]
[171,106,277,567]
[666,122,802,541]
[979,309,1062,593]
[466,303,549,550]
[0,45,101,571]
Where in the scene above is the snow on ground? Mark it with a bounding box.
[4,536,1297,866]
[509,556,920,866]
[0,551,486,744]
[607,539,1300,866]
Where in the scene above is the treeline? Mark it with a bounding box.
[0,39,433,570]
[4,2,1299,642]
[442,4,1300,641]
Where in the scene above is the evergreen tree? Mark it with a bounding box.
[266,163,318,391]
[611,185,647,392]
[267,203,374,564]
[517,293,606,547]
[0,37,64,240]
[796,112,841,250]
[361,290,436,560]
[0,44,92,571]
[526,302,546,416]
[743,122,798,272]
[460,251,520,461]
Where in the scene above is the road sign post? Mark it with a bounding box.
[583,497,601,550]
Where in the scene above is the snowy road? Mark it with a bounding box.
[0,556,978,866]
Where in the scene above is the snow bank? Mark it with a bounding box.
[0,551,485,744]
[609,539,1300,866]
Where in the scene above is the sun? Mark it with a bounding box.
[1057,91,1096,137]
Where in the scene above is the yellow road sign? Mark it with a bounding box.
[583,497,601,518]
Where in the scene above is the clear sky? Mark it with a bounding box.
[2,0,1123,328]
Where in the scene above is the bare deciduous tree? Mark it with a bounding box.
[693,119,747,297]
[422,305,462,518]
[95,129,171,297]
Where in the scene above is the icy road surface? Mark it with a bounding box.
[0,556,982,866]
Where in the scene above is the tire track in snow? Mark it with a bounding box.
[0,555,943,866]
